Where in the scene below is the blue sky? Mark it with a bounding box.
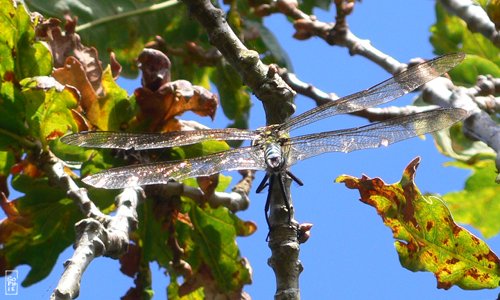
[3,0,500,299]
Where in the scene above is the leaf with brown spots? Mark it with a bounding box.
[337,157,500,290]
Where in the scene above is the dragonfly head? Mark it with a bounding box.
[266,155,282,170]
[264,143,285,172]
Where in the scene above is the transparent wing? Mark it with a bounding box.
[280,53,465,132]
[61,128,260,150]
[286,108,467,165]
[82,146,267,189]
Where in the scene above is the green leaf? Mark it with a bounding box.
[49,138,93,165]
[138,190,253,298]
[245,20,293,70]
[86,67,133,131]
[189,204,252,292]
[0,150,14,177]
[0,1,52,79]
[443,159,500,238]
[1,175,82,286]
[21,80,79,147]
[300,0,332,14]
[24,0,193,78]
[0,0,54,145]
[167,281,204,300]
[138,199,174,268]
[432,122,496,162]
[211,62,251,129]
[337,157,500,290]
[0,80,28,143]
[431,2,500,80]
[171,140,231,161]
[447,55,500,86]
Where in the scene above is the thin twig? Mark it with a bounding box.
[148,179,251,213]
[0,127,39,149]
[43,152,142,299]
[266,0,404,73]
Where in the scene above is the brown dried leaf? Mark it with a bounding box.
[52,56,97,111]
[36,16,104,95]
[0,193,32,245]
[135,80,218,132]
[138,48,171,91]
[197,174,219,201]
[70,109,91,132]
[35,18,73,67]
[109,52,122,79]
[119,243,140,278]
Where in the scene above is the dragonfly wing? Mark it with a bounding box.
[82,146,267,189]
[61,128,260,150]
[286,108,467,165]
[280,53,465,132]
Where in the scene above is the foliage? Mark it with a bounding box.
[25,0,292,130]
[431,2,500,86]
[0,1,256,297]
[0,0,497,298]
[338,158,500,290]
[430,1,500,242]
[442,159,500,239]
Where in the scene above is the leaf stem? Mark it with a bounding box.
[75,0,181,32]
[0,128,37,149]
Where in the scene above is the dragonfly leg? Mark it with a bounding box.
[286,170,304,186]
[256,172,270,193]
[278,173,292,224]
[264,174,275,229]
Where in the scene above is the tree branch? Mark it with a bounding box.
[147,171,253,213]
[284,55,499,177]
[179,0,302,298]
[50,218,106,300]
[439,0,500,48]
[43,151,109,222]
[463,75,500,112]
[43,150,141,299]
[180,0,295,124]
[422,77,500,179]
[50,188,141,300]
[261,0,404,73]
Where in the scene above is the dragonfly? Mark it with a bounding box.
[61,53,467,227]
